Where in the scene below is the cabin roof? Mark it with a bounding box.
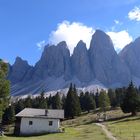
[15,108,64,119]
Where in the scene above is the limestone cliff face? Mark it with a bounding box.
[8,57,32,84]
[33,41,71,80]
[119,37,140,78]
[8,30,137,96]
[89,30,130,86]
[71,40,92,82]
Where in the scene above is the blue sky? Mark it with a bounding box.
[0,0,140,65]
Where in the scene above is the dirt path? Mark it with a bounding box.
[96,123,117,140]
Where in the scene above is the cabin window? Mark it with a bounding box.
[29,121,33,125]
[49,121,53,126]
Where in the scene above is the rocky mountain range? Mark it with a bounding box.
[7,30,140,96]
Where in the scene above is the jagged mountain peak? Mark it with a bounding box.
[73,40,87,52]
[89,29,130,86]
[33,40,71,80]
[119,36,140,78]
[8,56,32,85]
[42,41,69,55]
[15,56,25,62]
[94,29,107,36]
[15,56,22,61]
[57,41,67,48]
[92,29,110,39]
[72,40,92,82]
[120,36,140,56]
[76,40,86,48]
[14,56,30,67]
[90,29,114,51]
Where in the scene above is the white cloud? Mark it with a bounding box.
[36,40,46,50]
[49,21,95,54]
[114,20,123,25]
[107,30,133,52]
[128,6,140,21]
[48,20,133,53]
[114,20,119,24]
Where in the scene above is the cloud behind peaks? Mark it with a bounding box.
[107,30,133,52]
[128,6,140,21]
[49,21,95,54]
[49,20,133,54]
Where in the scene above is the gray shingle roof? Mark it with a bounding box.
[15,108,64,119]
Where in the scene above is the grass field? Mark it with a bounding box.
[1,124,109,140]
[1,109,140,140]
[106,115,140,140]
[0,112,108,140]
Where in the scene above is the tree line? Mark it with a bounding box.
[1,83,110,123]
[1,62,140,125]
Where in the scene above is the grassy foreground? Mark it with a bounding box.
[0,112,108,140]
[2,109,140,140]
[106,115,140,140]
[1,125,108,140]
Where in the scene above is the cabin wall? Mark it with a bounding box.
[20,117,60,135]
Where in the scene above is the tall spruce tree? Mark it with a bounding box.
[14,99,25,114]
[121,82,140,116]
[65,83,81,118]
[24,96,32,108]
[79,92,85,111]
[73,84,81,115]
[115,87,126,106]
[62,94,66,109]
[52,92,62,109]
[95,90,99,108]
[38,91,48,109]
[108,89,117,108]
[48,94,53,109]
[84,92,96,112]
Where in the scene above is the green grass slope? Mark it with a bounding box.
[106,115,140,140]
[0,112,108,140]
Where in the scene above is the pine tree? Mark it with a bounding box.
[62,94,66,109]
[121,81,140,116]
[24,96,32,108]
[2,105,15,125]
[38,91,48,109]
[14,99,25,114]
[48,94,53,109]
[65,83,81,118]
[73,84,81,116]
[99,90,110,112]
[84,92,96,112]
[115,87,126,106]
[79,92,85,111]
[52,92,62,109]
[95,90,99,108]
[108,89,117,108]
